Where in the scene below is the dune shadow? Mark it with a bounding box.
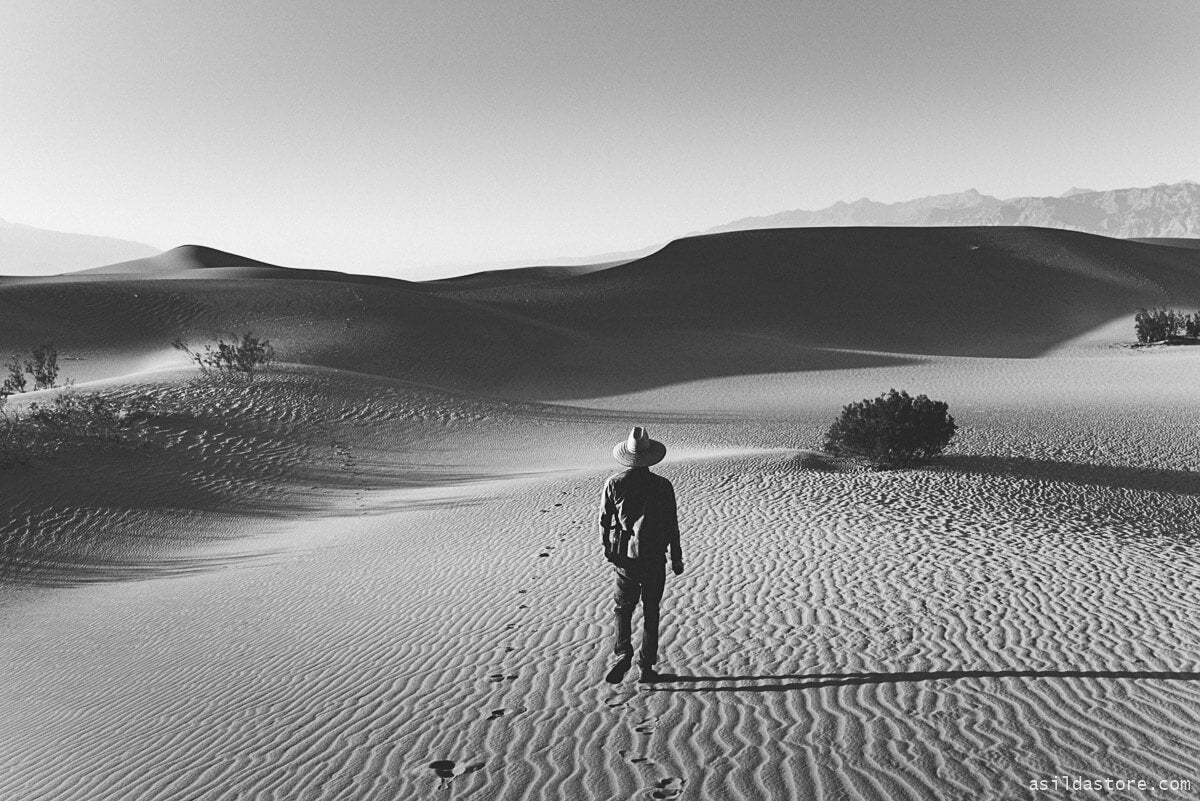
[0,548,287,589]
[652,668,1200,693]
[933,455,1200,496]
[1,449,535,589]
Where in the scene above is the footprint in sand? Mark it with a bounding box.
[486,706,524,721]
[487,673,517,683]
[428,760,485,783]
[651,777,685,799]
[618,748,652,765]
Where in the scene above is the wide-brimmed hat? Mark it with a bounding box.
[613,426,666,467]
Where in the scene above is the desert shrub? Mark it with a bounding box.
[25,388,156,452]
[2,344,60,393]
[3,355,28,395]
[0,344,157,466]
[24,342,59,390]
[0,394,31,468]
[1135,308,1184,343]
[1185,313,1200,339]
[1133,308,1200,343]
[824,388,957,469]
[173,333,274,380]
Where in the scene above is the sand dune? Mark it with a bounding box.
[82,244,293,275]
[3,226,1200,799]
[426,259,630,290]
[3,227,1199,396]
[79,244,414,285]
[474,226,1200,358]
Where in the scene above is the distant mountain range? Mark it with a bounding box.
[0,217,159,276]
[704,181,1200,239]
[3,181,1198,278]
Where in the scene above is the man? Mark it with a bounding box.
[600,426,684,683]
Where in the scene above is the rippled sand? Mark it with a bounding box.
[2,353,1199,800]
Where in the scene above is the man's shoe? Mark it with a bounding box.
[638,666,659,683]
[605,653,633,684]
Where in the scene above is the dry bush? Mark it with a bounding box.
[27,388,156,449]
[824,388,957,469]
[172,333,275,381]
[0,395,32,468]
[1134,308,1200,343]
[1,387,158,468]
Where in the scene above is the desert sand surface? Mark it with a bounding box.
[3,227,1200,800]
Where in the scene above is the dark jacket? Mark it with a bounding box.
[599,467,682,567]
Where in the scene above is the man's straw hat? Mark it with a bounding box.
[613,426,666,467]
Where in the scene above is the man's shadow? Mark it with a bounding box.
[648,667,1200,692]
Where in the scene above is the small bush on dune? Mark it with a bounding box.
[172,333,274,381]
[3,342,59,394]
[0,342,159,468]
[824,389,957,469]
[1185,313,1200,339]
[1134,308,1200,343]
[25,343,60,390]
[26,388,156,451]
[3,356,28,395]
[0,394,32,468]
[2,383,158,468]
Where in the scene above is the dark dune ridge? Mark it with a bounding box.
[461,227,1200,354]
[75,244,414,287]
[81,245,290,275]
[2,227,1199,399]
[1129,237,1200,251]
[425,259,628,291]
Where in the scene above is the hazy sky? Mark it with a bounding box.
[3,1,1199,278]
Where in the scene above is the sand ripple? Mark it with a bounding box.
[3,444,1200,799]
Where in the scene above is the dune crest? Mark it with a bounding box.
[82,244,291,275]
[4,226,1199,399]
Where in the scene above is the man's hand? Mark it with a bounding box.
[672,560,684,576]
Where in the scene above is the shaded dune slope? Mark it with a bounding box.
[1130,237,1200,250]
[2,228,1198,399]
[464,227,1200,355]
[80,244,291,275]
[424,259,626,291]
[73,244,416,287]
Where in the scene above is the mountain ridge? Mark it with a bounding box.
[0,218,159,276]
[704,181,1200,239]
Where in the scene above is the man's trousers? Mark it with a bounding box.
[612,562,667,667]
